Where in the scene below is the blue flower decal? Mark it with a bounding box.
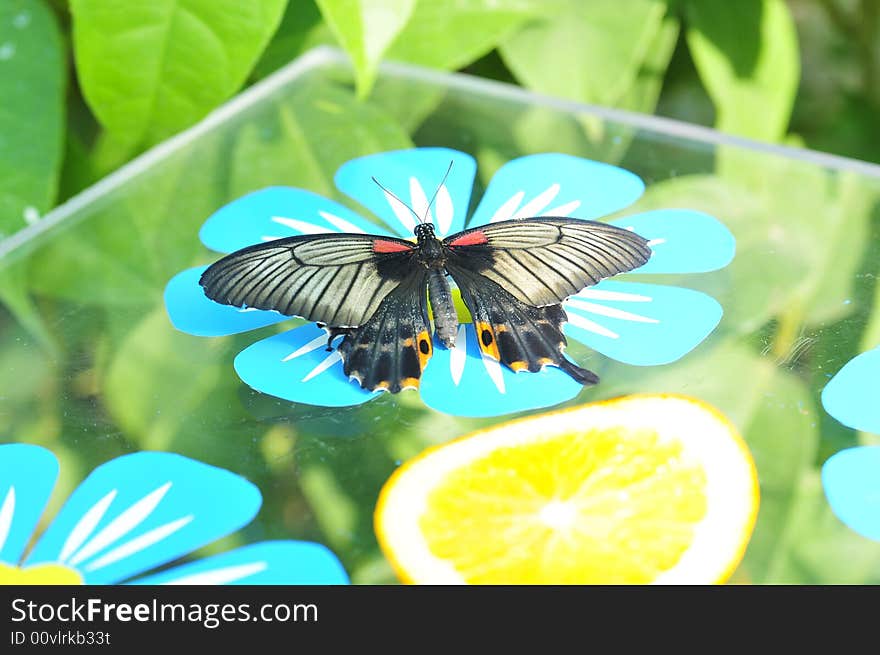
[821,346,880,435]
[165,148,735,417]
[823,446,880,542]
[820,346,880,540]
[0,444,348,585]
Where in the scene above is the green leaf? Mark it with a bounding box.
[862,264,880,353]
[229,79,413,200]
[388,0,538,71]
[757,472,880,584]
[0,0,65,234]
[368,75,446,134]
[617,14,680,114]
[717,141,877,328]
[0,301,55,438]
[499,0,669,107]
[29,79,412,307]
[28,137,229,306]
[70,0,288,147]
[783,168,877,326]
[102,306,246,454]
[623,174,808,335]
[315,0,415,97]
[685,0,799,141]
[252,0,331,79]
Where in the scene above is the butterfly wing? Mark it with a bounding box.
[444,217,652,307]
[199,233,417,328]
[338,269,433,393]
[447,263,598,385]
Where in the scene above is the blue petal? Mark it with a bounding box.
[199,187,391,254]
[822,446,880,541]
[468,153,644,227]
[609,209,735,274]
[234,324,377,407]
[420,326,583,417]
[128,541,348,585]
[335,148,477,238]
[164,266,291,337]
[822,347,880,434]
[564,280,722,366]
[26,452,261,584]
[0,444,58,565]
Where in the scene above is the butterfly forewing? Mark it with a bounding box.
[199,233,417,328]
[444,217,651,306]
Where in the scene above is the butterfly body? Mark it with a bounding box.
[200,216,651,394]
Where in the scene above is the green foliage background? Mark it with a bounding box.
[1,0,880,584]
[2,0,879,237]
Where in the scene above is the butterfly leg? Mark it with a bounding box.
[322,326,355,351]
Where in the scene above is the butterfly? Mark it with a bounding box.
[199,171,652,393]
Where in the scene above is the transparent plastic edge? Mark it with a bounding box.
[4,46,879,260]
[377,57,880,179]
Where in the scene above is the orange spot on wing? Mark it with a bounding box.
[417,331,432,370]
[476,322,500,361]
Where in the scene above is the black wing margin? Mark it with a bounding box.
[199,233,417,328]
[444,217,651,307]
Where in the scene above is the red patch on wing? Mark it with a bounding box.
[373,239,414,253]
[447,230,488,247]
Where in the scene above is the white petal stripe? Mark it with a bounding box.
[69,482,173,567]
[490,191,525,223]
[450,326,467,385]
[383,190,417,233]
[575,289,652,302]
[565,312,619,339]
[271,216,333,234]
[434,185,454,236]
[481,352,506,394]
[60,490,117,563]
[542,199,581,217]
[282,334,327,362]
[162,561,267,585]
[302,350,343,382]
[513,184,560,219]
[84,516,194,572]
[0,487,15,553]
[566,299,658,324]
[319,211,365,233]
[409,177,432,225]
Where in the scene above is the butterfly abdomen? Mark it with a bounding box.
[427,269,458,349]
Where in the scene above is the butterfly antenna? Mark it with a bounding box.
[422,160,454,225]
[371,176,421,225]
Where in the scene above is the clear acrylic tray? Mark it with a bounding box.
[2,47,880,584]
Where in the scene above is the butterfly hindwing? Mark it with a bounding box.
[199,233,417,328]
[338,270,432,393]
[448,264,598,385]
[444,217,651,306]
